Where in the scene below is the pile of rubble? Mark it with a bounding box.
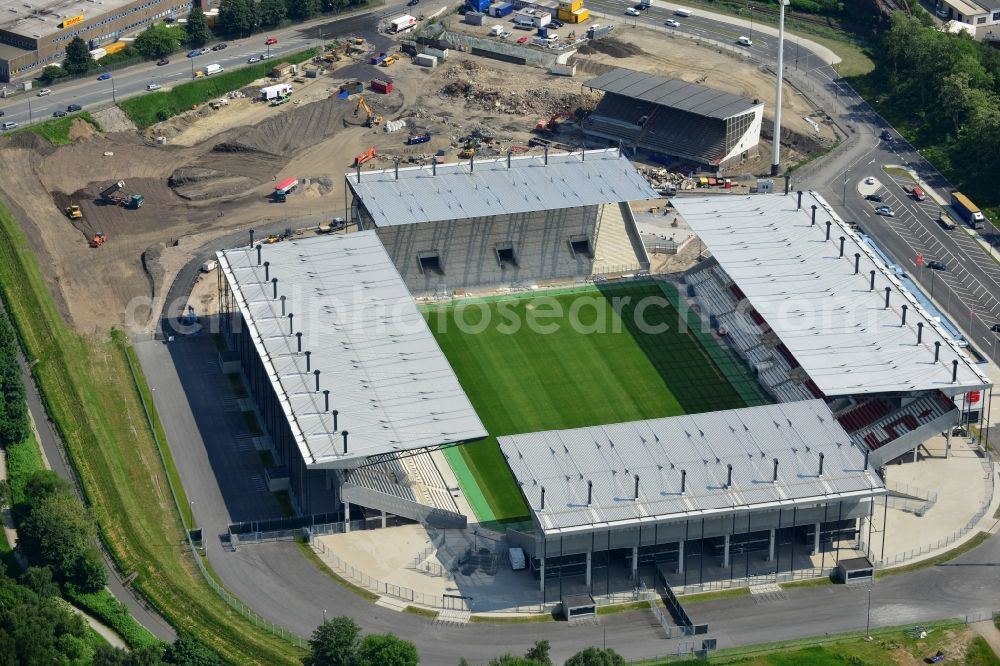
[438,63,596,116]
[636,165,699,193]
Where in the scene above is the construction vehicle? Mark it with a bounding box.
[263,234,281,244]
[381,55,396,67]
[354,147,377,166]
[64,204,82,220]
[458,137,480,159]
[354,95,383,127]
[534,111,572,134]
[89,232,106,248]
[406,132,431,145]
[100,180,144,209]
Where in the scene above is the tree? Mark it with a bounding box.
[564,647,625,666]
[134,24,180,59]
[217,0,257,38]
[258,0,287,27]
[38,65,66,84]
[303,616,360,666]
[186,7,213,48]
[488,657,540,666]
[356,633,419,666]
[320,0,347,12]
[94,643,167,666]
[162,633,225,666]
[286,0,320,20]
[19,567,59,598]
[63,37,93,75]
[0,310,27,449]
[524,640,551,665]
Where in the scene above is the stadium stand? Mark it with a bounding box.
[592,203,650,275]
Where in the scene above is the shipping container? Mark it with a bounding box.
[467,0,491,12]
[534,11,551,27]
[272,62,293,77]
[549,64,576,76]
[89,47,108,60]
[465,11,487,25]
[423,47,449,59]
[415,54,438,68]
[492,1,514,16]
[370,78,393,94]
[490,24,504,35]
[260,83,293,100]
[104,41,127,55]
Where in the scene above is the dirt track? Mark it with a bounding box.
[0,20,833,336]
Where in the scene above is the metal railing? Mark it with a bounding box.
[641,582,673,638]
[884,480,938,516]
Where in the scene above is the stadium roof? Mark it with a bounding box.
[672,192,991,396]
[583,68,761,121]
[217,231,487,469]
[345,148,658,229]
[499,400,884,536]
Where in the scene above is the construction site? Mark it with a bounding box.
[0,16,836,337]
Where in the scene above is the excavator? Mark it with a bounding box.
[353,95,383,128]
[534,111,573,134]
[64,203,82,220]
[354,147,377,166]
[458,137,480,159]
[89,232,106,248]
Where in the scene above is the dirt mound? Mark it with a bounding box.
[577,38,645,58]
[167,166,261,199]
[2,132,57,155]
[211,141,279,157]
[67,118,99,141]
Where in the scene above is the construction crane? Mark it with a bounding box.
[353,95,383,128]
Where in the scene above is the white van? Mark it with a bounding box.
[674,7,692,16]
[2,121,17,130]
[737,35,753,46]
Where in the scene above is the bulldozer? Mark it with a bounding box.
[64,204,82,220]
[354,147,377,166]
[89,232,106,248]
[458,138,480,159]
[354,95,383,128]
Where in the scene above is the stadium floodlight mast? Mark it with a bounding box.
[771,0,789,176]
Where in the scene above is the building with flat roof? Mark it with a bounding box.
[345,148,658,295]
[500,400,885,600]
[0,0,192,81]
[216,230,487,515]
[582,68,763,171]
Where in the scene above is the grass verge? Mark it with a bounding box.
[883,165,914,181]
[469,612,557,624]
[877,531,991,578]
[294,541,379,602]
[15,112,101,146]
[779,575,834,590]
[0,199,302,664]
[65,587,161,649]
[119,49,317,128]
[679,587,750,604]
[403,605,439,619]
[596,600,650,615]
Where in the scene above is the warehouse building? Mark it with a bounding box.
[0,0,192,81]
[344,148,658,295]
[582,67,763,172]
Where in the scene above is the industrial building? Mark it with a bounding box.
[0,0,193,81]
[344,148,657,295]
[582,68,763,172]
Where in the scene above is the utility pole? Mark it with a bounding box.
[770,0,789,176]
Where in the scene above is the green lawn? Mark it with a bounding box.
[426,281,765,522]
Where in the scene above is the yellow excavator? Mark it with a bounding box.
[354,95,383,128]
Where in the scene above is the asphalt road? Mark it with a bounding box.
[0,4,401,129]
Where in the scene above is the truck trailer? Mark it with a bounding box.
[260,83,293,100]
[100,181,144,209]
[952,192,986,228]
[390,14,417,33]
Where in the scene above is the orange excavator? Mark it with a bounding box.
[89,232,106,248]
[354,147,377,166]
[534,111,572,134]
[353,94,383,128]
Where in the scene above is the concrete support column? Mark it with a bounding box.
[912,445,919,463]
[539,559,545,593]
[381,510,387,529]
[676,541,685,574]
[856,517,863,551]
[631,546,638,583]
[585,551,592,587]
[767,528,776,562]
[722,534,730,568]
[946,426,953,459]
[344,501,351,533]
[813,522,820,556]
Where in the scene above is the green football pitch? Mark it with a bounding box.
[423,280,771,524]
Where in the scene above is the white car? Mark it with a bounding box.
[260,52,273,60]
[247,55,261,63]
[665,19,679,27]
[37,88,51,96]
[625,7,641,15]
[865,176,875,185]
[737,36,752,46]
[147,83,161,91]
[500,31,512,38]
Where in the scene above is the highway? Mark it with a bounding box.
[0,4,402,129]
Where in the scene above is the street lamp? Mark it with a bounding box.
[865,588,872,638]
[747,2,754,43]
[110,77,116,104]
[27,98,32,125]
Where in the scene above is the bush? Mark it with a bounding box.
[64,587,162,649]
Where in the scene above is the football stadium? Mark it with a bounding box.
[215,150,989,612]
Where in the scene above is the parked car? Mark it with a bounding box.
[52,110,66,117]
[990,323,1000,333]
[212,42,227,51]
[737,36,752,46]
[408,0,419,5]
[880,129,892,141]
[865,176,875,185]
[66,104,82,112]
[550,19,564,27]
[37,88,51,96]
[517,36,528,43]
[265,37,278,45]
[665,18,680,26]
[97,73,112,81]
[875,205,894,217]
[500,30,512,38]
[157,58,170,66]
[147,83,161,91]
[187,50,201,58]
[2,121,18,130]
[199,47,212,55]
[247,55,261,63]
[625,7,640,15]
[0,110,5,117]
[865,193,883,202]
[927,260,946,271]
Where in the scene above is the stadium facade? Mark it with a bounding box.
[582,68,763,172]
